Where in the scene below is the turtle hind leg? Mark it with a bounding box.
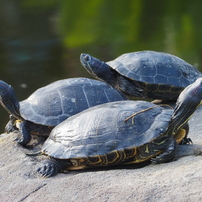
[151,138,177,164]
[180,137,193,145]
[177,124,193,145]
[37,158,70,178]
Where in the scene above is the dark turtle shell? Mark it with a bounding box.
[41,101,173,159]
[107,51,202,87]
[19,78,127,126]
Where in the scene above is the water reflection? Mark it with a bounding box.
[0,0,202,132]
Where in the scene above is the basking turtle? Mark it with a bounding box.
[34,77,202,177]
[80,51,202,100]
[0,78,127,145]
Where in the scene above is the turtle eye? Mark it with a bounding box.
[84,55,90,62]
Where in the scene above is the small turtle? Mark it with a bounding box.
[34,77,202,177]
[80,51,202,100]
[0,78,127,145]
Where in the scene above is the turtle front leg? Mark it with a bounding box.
[151,138,177,164]
[37,158,69,178]
[5,115,18,133]
[15,121,31,145]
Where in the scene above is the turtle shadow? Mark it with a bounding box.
[72,160,152,175]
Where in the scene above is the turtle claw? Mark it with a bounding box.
[5,115,18,133]
[13,137,21,144]
[5,122,16,133]
[151,154,168,164]
[13,136,31,146]
[151,156,165,164]
[151,157,160,164]
[37,160,60,178]
[180,137,193,145]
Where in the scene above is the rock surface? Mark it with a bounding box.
[1,105,202,202]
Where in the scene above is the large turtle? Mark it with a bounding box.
[33,77,202,177]
[80,51,202,100]
[0,78,127,145]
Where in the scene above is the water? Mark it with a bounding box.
[0,0,202,131]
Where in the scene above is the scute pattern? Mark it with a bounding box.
[19,78,127,126]
[107,51,202,87]
[42,101,173,159]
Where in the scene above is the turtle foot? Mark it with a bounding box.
[13,135,31,146]
[151,151,175,164]
[179,137,193,145]
[5,115,18,133]
[151,139,177,164]
[37,159,60,178]
[5,122,17,133]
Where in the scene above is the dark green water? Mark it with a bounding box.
[0,0,202,131]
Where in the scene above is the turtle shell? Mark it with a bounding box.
[107,51,202,87]
[42,100,173,159]
[19,78,127,126]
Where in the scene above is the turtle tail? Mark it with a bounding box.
[26,151,44,156]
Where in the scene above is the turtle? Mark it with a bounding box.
[80,51,202,100]
[0,77,127,145]
[33,77,202,177]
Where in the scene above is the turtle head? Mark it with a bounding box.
[176,77,202,109]
[170,77,202,134]
[0,80,21,120]
[80,53,114,81]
